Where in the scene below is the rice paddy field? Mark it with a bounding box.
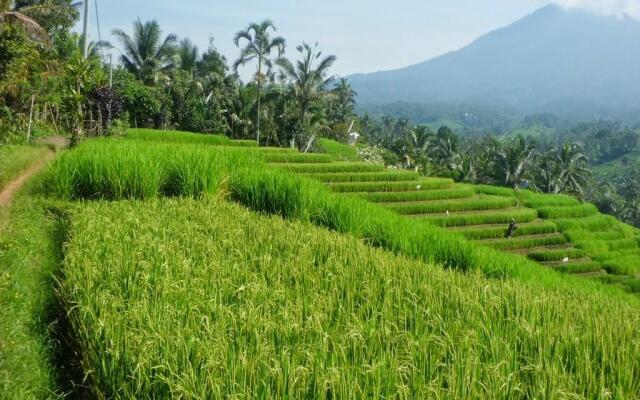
[273,151,640,292]
[2,129,640,398]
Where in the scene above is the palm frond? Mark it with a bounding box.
[0,11,50,44]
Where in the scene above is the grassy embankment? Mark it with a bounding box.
[0,179,65,398]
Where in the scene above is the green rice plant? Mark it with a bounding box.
[595,249,640,262]
[468,184,516,197]
[553,215,618,231]
[422,208,538,228]
[229,169,324,219]
[384,195,517,215]
[537,204,598,219]
[273,161,384,174]
[575,240,610,253]
[248,147,299,153]
[603,257,640,275]
[58,198,640,398]
[301,170,419,183]
[263,153,335,163]
[126,128,232,145]
[0,145,50,191]
[317,138,359,158]
[607,238,640,251]
[528,248,587,262]
[597,275,640,293]
[451,220,557,240]
[355,187,474,203]
[564,229,627,242]
[43,136,639,293]
[518,191,580,208]
[328,178,453,193]
[555,261,604,274]
[43,140,262,200]
[481,233,568,251]
[233,140,260,147]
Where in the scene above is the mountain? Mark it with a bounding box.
[348,5,640,119]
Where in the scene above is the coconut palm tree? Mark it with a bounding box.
[277,42,336,150]
[0,0,79,43]
[112,19,177,84]
[495,136,537,188]
[233,20,285,145]
[177,38,198,75]
[540,141,591,195]
[328,78,356,123]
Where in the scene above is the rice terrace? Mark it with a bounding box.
[1,0,640,399]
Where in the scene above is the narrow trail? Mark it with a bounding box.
[0,136,67,210]
[0,151,54,207]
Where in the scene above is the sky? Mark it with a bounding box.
[76,0,638,79]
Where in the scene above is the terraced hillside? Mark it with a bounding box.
[273,140,640,292]
[10,130,635,397]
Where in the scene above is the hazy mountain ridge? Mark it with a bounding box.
[349,4,640,118]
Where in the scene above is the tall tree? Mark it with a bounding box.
[0,0,79,43]
[277,42,336,150]
[233,20,285,145]
[328,78,356,124]
[540,141,591,195]
[197,37,227,79]
[112,19,177,84]
[494,136,537,188]
[177,38,198,75]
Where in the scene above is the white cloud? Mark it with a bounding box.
[551,0,640,19]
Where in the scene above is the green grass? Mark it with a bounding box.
[555,261,604,274]
[481,234,568,251]
[328,178,453,193]
[0,178,62,398]
[126,128,235,145]
[317,138,358,158]
[607,238,640,251]
[518,191,580,208]
[44,140,262,200]
[354,187,474,203]
[553,215,619,231]
[595,250,640,262]
[537,204,598,219]
[468,184,516,197]
[302,170,420,183]
[528,248,587,262]
[384,195,517,215]
[451,221,558,240]
[264,153,336,163]
[58,197,640,398]
[0,145,49,191]
[575,240,611,253]
[44,139,629,289]
[602,257,640,276]
[564,229,627,242]
[422,208,539,227]
[274,161,384,173]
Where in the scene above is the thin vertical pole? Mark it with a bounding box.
[82,0,90,58]
[26,95,35,143]
[109,53,113,88]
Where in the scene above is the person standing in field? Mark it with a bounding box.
[506,219,518,238]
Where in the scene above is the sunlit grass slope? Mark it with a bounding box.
[60,197,640,398]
